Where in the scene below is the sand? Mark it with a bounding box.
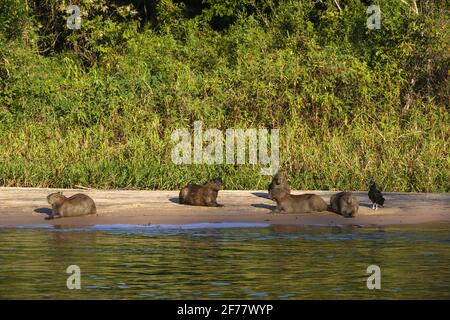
[0,187,449,227]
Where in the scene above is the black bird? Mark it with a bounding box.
[368,181,385,210]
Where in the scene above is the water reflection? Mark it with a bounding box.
[0,223,449,299]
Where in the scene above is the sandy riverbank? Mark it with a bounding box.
[0,187,449,227]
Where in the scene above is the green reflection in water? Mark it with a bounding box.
[0,223,449,299]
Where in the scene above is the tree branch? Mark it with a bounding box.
[333,0,342,12]
[400,0,419,15]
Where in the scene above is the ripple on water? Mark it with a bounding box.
[0,223,449,299]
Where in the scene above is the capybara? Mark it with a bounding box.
[271,188,327,213]
[46,192,97,220]
[179,178,223,207]
[330,192,359,218]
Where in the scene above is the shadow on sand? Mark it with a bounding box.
[251,203,275,211]
[252,192,269,199]
[169,197,180,204]
[34,207,52,216]
[359,202,377,209]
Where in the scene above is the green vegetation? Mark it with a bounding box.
[0,0,448,192]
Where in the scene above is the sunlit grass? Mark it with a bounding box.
[0,2,448,192]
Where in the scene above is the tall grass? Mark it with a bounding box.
[0,0,448,192]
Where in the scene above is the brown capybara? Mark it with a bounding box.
[268,171,291,200]
[179,178,223,207]
[330,192,359,218]
[46,192,96,220]
[271,188,327,214]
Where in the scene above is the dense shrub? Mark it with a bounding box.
[0,0,448,191]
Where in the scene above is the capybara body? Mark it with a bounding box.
[268,171,291,200]
[271,188,327,213]
[46,192,96,219]
[179,178,223,207]
[330,192,359,218]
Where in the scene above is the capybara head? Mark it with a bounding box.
[271,187,289,201]
[268,171,289,199]
[274,171,287,185]
[208,178,223,191]
[47,192,66,205]
[343,193,356,205]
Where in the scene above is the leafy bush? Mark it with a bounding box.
[0,0,448,191]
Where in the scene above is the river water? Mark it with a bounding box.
[0,222,449,299]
